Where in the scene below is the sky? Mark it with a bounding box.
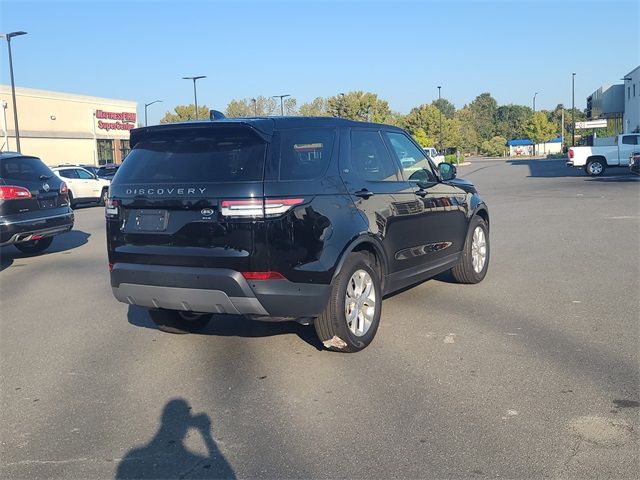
[1,0,638,125]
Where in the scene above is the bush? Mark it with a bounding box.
[444,154,463,164]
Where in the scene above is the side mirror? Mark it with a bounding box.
[438,162,457,181]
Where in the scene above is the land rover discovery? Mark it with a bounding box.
[107,117,489,351]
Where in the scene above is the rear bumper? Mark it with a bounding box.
[566,160,574,167]
[110,263,331,318]
[0,211,74,246]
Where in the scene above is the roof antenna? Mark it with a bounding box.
[209,110,226,120]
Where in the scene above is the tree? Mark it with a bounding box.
[432,98,456,119]
[468,93,498,143]
[326,91,392,123]
[494,104,533,141]
[299,97,329,117]
[453,107,479,154]
[480,136,507,157]
[159,104,210,123]
[225,96,278,117]
[404,104,440,144]
[524,112,557,154]
[412,127,436,147]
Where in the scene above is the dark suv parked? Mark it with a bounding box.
[107,117,489,351]
[1,152,74,254]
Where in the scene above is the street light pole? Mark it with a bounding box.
[272,94,291,116]
[251,98,257,116]
[0,31,27,153]
[437,86,442,153]
[572,73,576,147]
[533,92,538,113]
[182,76,206,119]
[144,100,162,127]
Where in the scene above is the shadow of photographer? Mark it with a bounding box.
[116,398,235,479]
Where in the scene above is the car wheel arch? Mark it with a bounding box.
[332,236,388,289]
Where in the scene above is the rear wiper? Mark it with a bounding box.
[39,174,52,180]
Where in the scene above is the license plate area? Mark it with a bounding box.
[133,209,169,232]
[38,198,57,209]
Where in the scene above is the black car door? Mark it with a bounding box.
[341,128,425,274]
[383,131,469,266]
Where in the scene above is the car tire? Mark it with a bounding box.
[314,252,382,352]
[585,158,606,176]
[148,309,212,334]
[68,191,75,209]
[100,188,108,206]
[14,236,54,254]
[451,216,490,284]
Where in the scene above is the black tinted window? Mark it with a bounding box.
[622,135,638,145]
[59,169,79,179]
[279,128,336,180]
[350,130,398,181]
[0,156,53,181]
[385,132,438,183]
[116,128,266,184]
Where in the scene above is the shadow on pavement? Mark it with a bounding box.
[127,305,324,350]
[0,230,91,272]
[116,398,236,479]
[506,159,583,178]
[585,175,640,183]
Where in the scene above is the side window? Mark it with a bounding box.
[59,169,79,179]
[76,169,94,179]
[349,130,398,182]
[622,135,638,145]
[279,128,336,180]
[385,132,438,183]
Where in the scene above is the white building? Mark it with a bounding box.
[623,66,640,133]
[0,86,137,166]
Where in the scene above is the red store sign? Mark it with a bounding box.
[96,109,136,131]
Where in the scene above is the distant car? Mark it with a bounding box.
[55,163,99,176]
[630,152,640,176]
[97,164,120,180]
[0,152,74,254]
[423,147,445,165]
[51,166,110,207]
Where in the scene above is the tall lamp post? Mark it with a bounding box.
[251,98,257,116]
[0,31,27,153]
[572,73,576,146]
[437,86,442,153]
[533,92,538,113]
[272,94,291,116]
[182,75,206,119]
[144,100,162,127]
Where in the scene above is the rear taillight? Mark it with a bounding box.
[105,198,120,218]
[0,185,32,200]
[242,271,286,280]
[568,148,574,159]
[60,182,68,194]
[220,198,304,218]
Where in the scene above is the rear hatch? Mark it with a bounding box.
[107,124,272,272]
[0,156,68,219]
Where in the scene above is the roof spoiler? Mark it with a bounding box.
[209,110,226,120]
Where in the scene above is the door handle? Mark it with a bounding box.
[415,189,428,197]
[354,188,374,199]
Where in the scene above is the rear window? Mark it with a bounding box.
[115,128,267,184]
[0,156,54,181]
[279,128,336,180]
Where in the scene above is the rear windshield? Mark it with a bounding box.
[115,128,266,184]
[0,156,54,181]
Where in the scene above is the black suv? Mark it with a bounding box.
[1,152,74,254]
[107,117,489,351]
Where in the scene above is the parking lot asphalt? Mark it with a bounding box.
[1,158,638,479]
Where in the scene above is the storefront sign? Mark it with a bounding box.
[96,110,136,131]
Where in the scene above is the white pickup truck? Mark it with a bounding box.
[567,133,640,176]
[423,147,445,165]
